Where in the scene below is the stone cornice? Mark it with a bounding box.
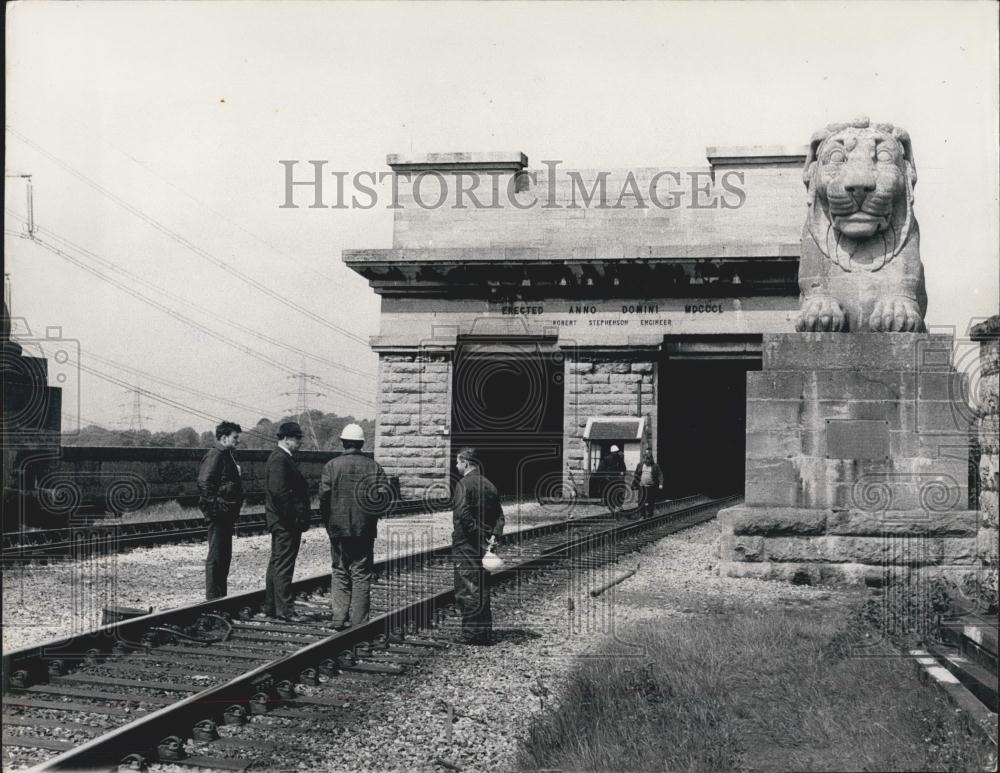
[343,245,799,298]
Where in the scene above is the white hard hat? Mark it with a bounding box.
[610,445,620,453]
[340,423,365,442]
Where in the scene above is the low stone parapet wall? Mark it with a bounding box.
[719,505,986,585]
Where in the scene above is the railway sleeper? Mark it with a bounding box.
[2,733,74,752]
[154,736,251,772]
[94,660,245,681]
[1,715,105,735]
[196,733,282,752]
[13,684,177,706]
[160,645,270,661]
[230,620,340,636]
[2,696,148,716]
[206,641,299,656]
[55,673,204,693]
[338,661,405,675]
[226,630,325,645]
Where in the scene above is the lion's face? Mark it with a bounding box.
[812,126,909,240]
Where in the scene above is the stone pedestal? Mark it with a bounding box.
[719,332,981,585]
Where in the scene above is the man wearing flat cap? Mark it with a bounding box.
[452,447,505,644]
[262,421,311,622]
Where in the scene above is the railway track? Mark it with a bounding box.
[2,498,461,563]
[1,494,735,772]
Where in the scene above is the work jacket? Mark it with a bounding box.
[598,452,626,476]
[319,448,390,540]
[452,470,504,549]
[264,447,311,531]
[197,445,243,520]
[631,461,664,489]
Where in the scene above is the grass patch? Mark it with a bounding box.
[519,604,996,772]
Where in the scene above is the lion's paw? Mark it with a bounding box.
[868,296,924,332]
[796,296,846,332]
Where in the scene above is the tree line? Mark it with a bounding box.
[63,410,374,451]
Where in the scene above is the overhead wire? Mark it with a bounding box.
[6,124,371,347]
[5,209,375,409]
[73,360,276,442]
[80,348,281,420]
[31,221,373,380]
[75,123,347,291]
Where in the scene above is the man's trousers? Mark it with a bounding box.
[453,540,492,641]
[264,525,301,618]
[205,516,235,600]
[329,535,375,628]
[638,486,658,518]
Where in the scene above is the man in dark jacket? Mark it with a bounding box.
[452,447,504,644]
[262,422,311,622]
[319,423,389,630]
[197,421,244,600]
[630,450,663,519]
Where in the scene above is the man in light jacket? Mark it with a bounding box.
[319,423,389,630]
[631,450,664,518]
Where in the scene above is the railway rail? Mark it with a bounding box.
[2,494,735,772]
[2,497,469,563]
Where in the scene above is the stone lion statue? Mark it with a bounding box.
[796,117,927,332]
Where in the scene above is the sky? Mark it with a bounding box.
[5,1,999,434]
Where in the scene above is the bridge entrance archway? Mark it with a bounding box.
[658,339,761,499]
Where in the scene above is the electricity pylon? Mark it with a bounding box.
[283,368,325,450]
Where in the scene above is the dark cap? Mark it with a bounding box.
[277,421,304,439]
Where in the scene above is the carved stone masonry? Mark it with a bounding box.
[796,117,928,333]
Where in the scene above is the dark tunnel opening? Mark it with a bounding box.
[658,357,761,499]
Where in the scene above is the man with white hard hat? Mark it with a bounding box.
[318,423,390,630]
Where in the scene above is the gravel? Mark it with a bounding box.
[2,500,605,652]
[171,518,857,773]
[4,505,853,773]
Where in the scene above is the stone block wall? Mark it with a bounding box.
[390,165,803,251]
[3,447,343,532]
[563,354,656,495]
[744,334,970,512]
[375,353,452,499]
[971,316,1000,580]
[720,332,980,585]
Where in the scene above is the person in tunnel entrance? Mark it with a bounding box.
[597,444,627,517]
[631,450,663,519]
[452,447,505,645]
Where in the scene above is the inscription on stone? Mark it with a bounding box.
[825,419,890,460]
